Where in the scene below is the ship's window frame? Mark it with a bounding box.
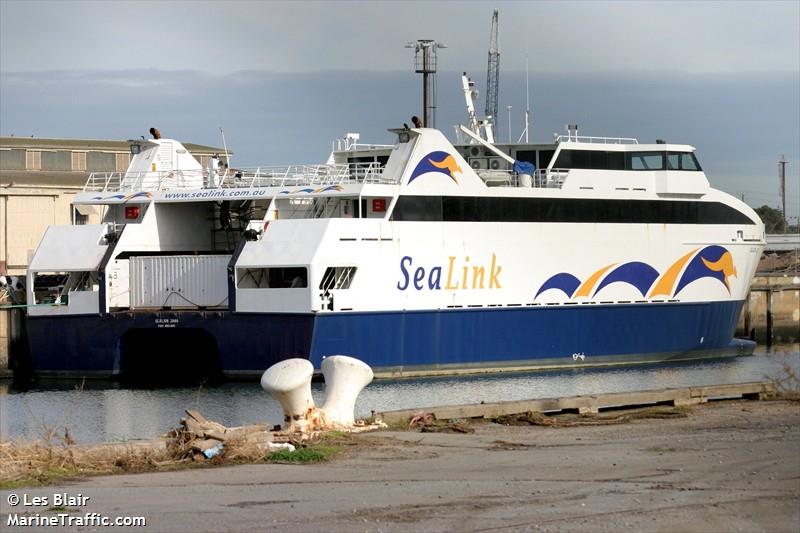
[237,267,308,289]
[555,149,672,171]
[627,152,665,171]
[667,153,680,170]
[681,152,701,171]
[667,151,702,171]
[390,194,441,221]
[319,266,357,291]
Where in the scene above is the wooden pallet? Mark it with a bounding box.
[377,381,777,424]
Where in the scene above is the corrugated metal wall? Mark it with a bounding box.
[130,255,230,309]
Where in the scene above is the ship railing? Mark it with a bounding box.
[83,170,207,192]
[555,134,639,145]
[83,163,394,193]
[223,162,392,188]
[476,168,568,189]
[533,168,569,188]
[333,138,394,152]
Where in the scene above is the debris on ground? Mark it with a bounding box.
[493,405,689,427]
[165,409,275,462]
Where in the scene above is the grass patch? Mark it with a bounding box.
[646,446,680,453]
[0,466,82,490]
[767,353,800,401]
[267,444,341,464]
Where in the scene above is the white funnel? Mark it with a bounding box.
[260,358,316,432]
[320,355,374,427]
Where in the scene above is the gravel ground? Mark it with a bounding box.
[1,399,798,532]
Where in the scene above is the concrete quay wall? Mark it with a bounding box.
[736,275,800,345]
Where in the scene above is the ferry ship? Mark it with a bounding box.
[24,125,764,380]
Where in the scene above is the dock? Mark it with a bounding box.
[377,381,777,424]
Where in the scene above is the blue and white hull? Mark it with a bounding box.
[24,127,765,380]
[26,299,753,379]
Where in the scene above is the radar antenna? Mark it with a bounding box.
[405,39,447,128]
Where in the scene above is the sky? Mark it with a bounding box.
[1,0,798,218]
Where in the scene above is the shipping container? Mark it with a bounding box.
[130,255,230,309]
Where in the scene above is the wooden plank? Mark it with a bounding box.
[377,381,776,425]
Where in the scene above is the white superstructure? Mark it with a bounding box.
[24,125,765,378]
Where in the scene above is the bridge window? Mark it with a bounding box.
[554,150,700,172]
[627,152,665,171]
[667,152,702,171]
[681,152,701,171]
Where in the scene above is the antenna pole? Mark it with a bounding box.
[220,127,231,173]
[525,37,531,143]
[507,106,512,143]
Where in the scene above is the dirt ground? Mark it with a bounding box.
[1,399,798,532]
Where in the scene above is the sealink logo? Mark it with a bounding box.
[408,151,462,184]
[91,191,152,202]
[278,185,344,195]
[397,254,502,291]
[534,245,737,301]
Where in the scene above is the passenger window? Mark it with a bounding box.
[607,152,625,170]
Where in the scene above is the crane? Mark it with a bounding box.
[485,9,500,135]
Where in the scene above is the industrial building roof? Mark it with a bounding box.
[0,136,228,154]
[0,170,94,188]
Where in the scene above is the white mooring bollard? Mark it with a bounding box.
[320,355,374,427]
[260,358,317,433]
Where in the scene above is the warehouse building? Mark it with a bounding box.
[0,136,227,276]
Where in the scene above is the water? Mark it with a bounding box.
[1,345,797,444]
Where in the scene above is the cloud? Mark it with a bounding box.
[1,1,798,74]
[2,68,797,218]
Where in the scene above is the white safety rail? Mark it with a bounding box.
[476,168,568,189]
[218,162,391,188]
[333,138,394,152]
[84,163,392,193]
[83,170,206,192]
[534,168,569,188]
[555,134,639,144]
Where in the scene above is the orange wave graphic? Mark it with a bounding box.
[574,264,616,298]
[648,248,698,297]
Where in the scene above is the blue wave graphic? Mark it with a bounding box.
[535,273,581,299]
[593,262,659,297]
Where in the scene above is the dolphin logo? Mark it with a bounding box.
[123,191,152,202]
[408,151,462,184]
[674,245,737,295]
[701,251,737,290]
[429,155,462,182]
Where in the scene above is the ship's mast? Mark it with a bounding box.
[406,39,447,128]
